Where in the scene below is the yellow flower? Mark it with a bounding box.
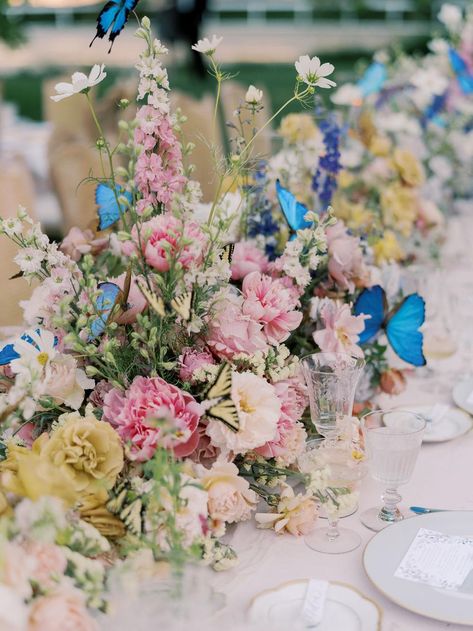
[356,110,377,148]
[372,230,405,265]
[370,135,391,157]
[278,113,319,144]
[337,170,355,189]
[391,148,424,187]
[79,489,126,538]
[332,196,374,232]
[41,412,124,495]
[381,182,418,237]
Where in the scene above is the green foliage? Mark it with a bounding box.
[0,0,25,47]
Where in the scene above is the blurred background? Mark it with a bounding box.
[0,0,467,322]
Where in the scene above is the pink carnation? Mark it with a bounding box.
[178,347,215,383]
[207,292,268,360]
[326,221,369,292]
[124,214,207,272]
[231,241,269,280]
[313,301,367,358]
[241,272,302,344]
[103,376,203,461]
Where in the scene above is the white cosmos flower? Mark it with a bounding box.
[295,55,336,89]
[10,328,57,376]
[50,64,107,102]
[192,34,223,55]
[438,3,463,31]
[245,85,263,104]
[14,247,45,274]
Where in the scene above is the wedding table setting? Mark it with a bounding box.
[0,3,472,630]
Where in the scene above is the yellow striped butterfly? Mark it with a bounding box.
[202,362,239,432]
[137,281,193,322]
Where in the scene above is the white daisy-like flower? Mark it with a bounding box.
[437,3,463,31]
[245,85,263,104]
[50,64,107,102]
[1,216,22,237]
[14,248,45,274]
[10,329,57,376]
[295,55,336,89]
[192,34,223,56]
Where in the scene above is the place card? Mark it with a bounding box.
[301,579,328,626]
[395,528,473,591]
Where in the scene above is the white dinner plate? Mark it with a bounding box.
[401,405,472,442]
[364,511,473,626]
[453,378,473,416]
[248,579,381,630]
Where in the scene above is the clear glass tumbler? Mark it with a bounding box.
[301,352,365,438]
[360,409,426,531]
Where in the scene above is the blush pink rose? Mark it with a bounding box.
[313,301,367,358]
[241,272,302,344]
[231,241,269,281]
[23,541,67,589]
[110,272,147,325]
[28,587,98,631]
[207,291,268,360]
[178,347,215,383]
[103,376,203,461]
[326,222,369,292]
[123,214,206,272]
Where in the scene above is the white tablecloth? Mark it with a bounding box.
[210,211,473,631]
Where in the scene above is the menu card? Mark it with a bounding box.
[395,528,473,590]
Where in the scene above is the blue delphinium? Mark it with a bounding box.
[246,162,279,258]
[312,113,342,210]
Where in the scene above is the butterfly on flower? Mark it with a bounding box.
[276,180,312,238]
[89,268,132,339]
[90,0,140,53]
[0,329,57,366]
[354,285,426,367]
[219,243,235,265]
[106,481,144,536]
[357,61,386,98]
[448,47,473,95]
[95,183,132,231]
[200,363,239,432]
[137,280,194,322]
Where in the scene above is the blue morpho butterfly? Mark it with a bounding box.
[356,62,387,98]
[0,330,58,366]
[276,180,312,238]
[96,183,132,231]
[448,47,473,94]
[354,285,426,367]
[89,269,132,339]
[90,0,140,52]
[423,92,447,127]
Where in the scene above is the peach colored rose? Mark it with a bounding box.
[24,541,67,589]
[196,461,258,524]
[255,484,317,536]
[43,354,94,410]
[28,587,99,631]
[379,369,406,395]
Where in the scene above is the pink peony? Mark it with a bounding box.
[313,301,367,358]
[230,241,269,280]
[241,272,302,345]
[207,291,268,360]
[124,214,206,273]
[326,221,369,292]
[23,541,67,589]
[110,272,147,325]
[178,347,215,383]
[28,587,98,631]
[103,376,203,461]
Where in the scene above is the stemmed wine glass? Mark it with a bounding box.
[301,352,365,439]
[360,409,426,532]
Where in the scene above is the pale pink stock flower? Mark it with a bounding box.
[207,291,268,360]
[103,376,203,461]
[230,241,269,280]
[256,484,317,535]
[326,221,369,292]
[241,272,302,344]
[313,301,367,358]
[178,347,215,383]
[28,586,99,631]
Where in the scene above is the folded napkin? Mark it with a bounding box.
[302,579,328,626]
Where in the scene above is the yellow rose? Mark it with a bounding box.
[332,196,374,232]
[381,182,418,237]
[372,230,405,264]
[370,135,392,157]
[391,148,424,187]
[278,113,318,144]
[41,412,124,495]
[79,489,126,538]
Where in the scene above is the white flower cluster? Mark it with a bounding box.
[14,497,67,543]
[135,18,171,113]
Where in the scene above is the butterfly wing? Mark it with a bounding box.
[0,343,19,366]
[89,282,121,339]
[386,293,426,366]
[90,0,120,44]
[170,290,193,322]
[96,183,131,231]
[205,362,232,400]
[353,285,386,344]
[137,280,166,318]
[449,47,473,95]
[357,62,387,97]
[276,180,312,234]
[220,243,235,264]
[108,0,139,45]
[207,399,240,432]
[120,499,143,535]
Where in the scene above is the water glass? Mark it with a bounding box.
[360,409,426,531]
[301,352,365,438]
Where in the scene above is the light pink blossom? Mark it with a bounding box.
[230,241,269,280]
[241,272,302,344]
[103,376,203,461]
[326,222,369,292]
[60,227,108,262]
[313,301,367,358]
[23,541,67,589]
[28,587,98,631]
[178,347,215,383]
